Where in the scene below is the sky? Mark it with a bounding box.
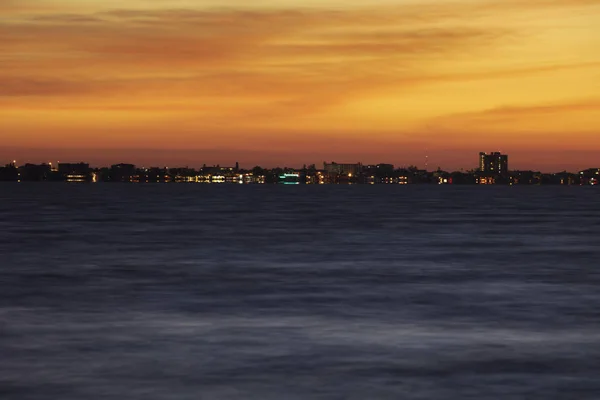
[1,0,599,170]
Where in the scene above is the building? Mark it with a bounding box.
[19,163,52,181]
[58,162,91,182]
[278,172,301,184]
[510,170,541,185]
[109,164,137,182]
[479,152,508,175]
[0,161,19,181]
[362,164,394,178]
[323,162,362,177]
[145,167,170,183]
[579,168,600,185]
[202,164,238,174]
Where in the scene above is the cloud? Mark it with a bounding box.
[407,61,600,85]
[0,4,513,118]
[422,99,600,143]
[4,0,597,78]
[0,77,103,97]
[0,0,59,14]
[28,14,105,23]
[1,0,599,170]
[436,99,600,122]
[470,99,600,117]
[1,7,506,57]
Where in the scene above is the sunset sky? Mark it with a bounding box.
[1,0,599,170]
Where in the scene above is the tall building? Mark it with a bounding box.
[479,152,508,175]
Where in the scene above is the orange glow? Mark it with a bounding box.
[1,0,599,170]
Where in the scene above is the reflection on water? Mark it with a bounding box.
[1,184,599,399]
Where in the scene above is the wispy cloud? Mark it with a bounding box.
[432,98,600,123]
[0,5,514,119]
[1,0,599,167]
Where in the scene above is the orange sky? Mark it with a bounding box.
[1,0,599,170]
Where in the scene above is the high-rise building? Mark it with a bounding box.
[479,152,508,175]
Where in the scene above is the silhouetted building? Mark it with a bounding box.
[145,167,170,183]
[510,170,541,185]
[579,168,600,185]
[110,164,136,182]
[324,162,362,177]
[542,172,578,185]
[0,162,19,181]
[169,167,198,182]
[479,152,508,175]
[362,164,394,178]
[3,155,599,185]
[278,172,301,184]
[434,169,452,184]
[450,171,476,185]
[58,163,90,182]
[201,164,237,175]
[20,163,52,181]
[475,174,496,185]
[303,168,325,184]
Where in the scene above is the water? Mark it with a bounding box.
[1,184,599,399]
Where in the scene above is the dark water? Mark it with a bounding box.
[1,184,599,399]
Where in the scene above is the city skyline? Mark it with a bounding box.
[2,155,599,185]
[2,0,600,169]
[2,151,599,176]
[1,147,598,172]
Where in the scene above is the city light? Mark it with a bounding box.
[1,155,599,185]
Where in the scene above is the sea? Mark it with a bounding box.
[0,184,599,399]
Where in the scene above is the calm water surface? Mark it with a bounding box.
[1,184,599,399]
